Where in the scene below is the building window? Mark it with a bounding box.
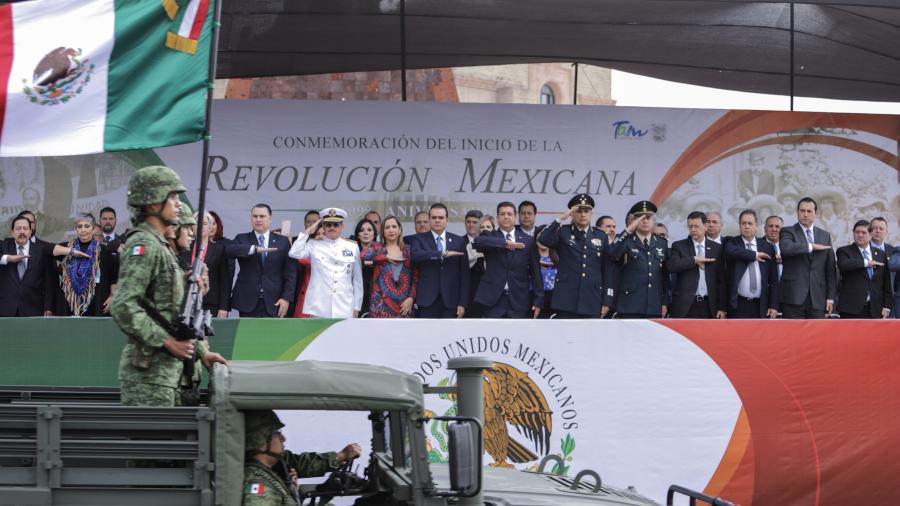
[540,84,555,104]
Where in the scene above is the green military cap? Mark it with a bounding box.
[127,165,186,207]
[178,203,196,226]
[244,410,284,451]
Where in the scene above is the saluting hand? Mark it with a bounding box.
[305,218,322,236]
[505,241,526,251]
[812,243,831,252]
[558,206,575,222]
[694,256,715,268]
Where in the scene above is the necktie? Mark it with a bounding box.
[104,235,111,244]
[506,232,513,242]
[806,228,814,244]
[258,235,267,265]
[863,249,873,280]
[746,242,758,292]
[436,236,444,260]
[643,238,650,249]
[17,245,26,279]
[696,243,703,259]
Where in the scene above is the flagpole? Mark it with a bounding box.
[193,0,223,257]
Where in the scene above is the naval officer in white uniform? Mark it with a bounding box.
[288,208,363,318]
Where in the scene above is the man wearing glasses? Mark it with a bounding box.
[289,208,363,318]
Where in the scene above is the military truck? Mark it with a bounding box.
[0,357,733,506]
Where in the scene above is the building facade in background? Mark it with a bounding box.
[216,63,614,106]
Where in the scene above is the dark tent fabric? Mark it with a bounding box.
[217,0,900,102]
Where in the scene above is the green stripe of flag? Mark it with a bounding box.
[104,0,211,151]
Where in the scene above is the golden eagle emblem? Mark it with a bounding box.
[483,362,553,468]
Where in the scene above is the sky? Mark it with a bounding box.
[611,70,900,114]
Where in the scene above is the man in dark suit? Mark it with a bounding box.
[779,197,837,319]
[226,203,297,317]
[473,202,543,318]
[836,220,893,319]
[723,209,779,318]
[538,193,613,318]
[668,211,727,318]
[869,217,899,317]
[607,201,669,318]
[462,209,485,319]
[409,203,470,318]
[763,215,784,282]
[99,207,120,245]
[0,215,56,316]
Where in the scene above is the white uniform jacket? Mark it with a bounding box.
[289,233,363,318]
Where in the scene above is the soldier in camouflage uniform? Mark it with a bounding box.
[111,166,226,407]
[242,410,362,506]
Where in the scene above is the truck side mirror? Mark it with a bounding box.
[427,416,483,498]
[448,421,479,495]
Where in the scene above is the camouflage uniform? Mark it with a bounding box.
[111,166,199,406]
[242,410,340,506]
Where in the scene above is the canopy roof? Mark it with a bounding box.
[217,0,900,102]
[214,360,424,412]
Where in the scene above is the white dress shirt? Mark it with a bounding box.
[289,233,363,318]
[737,237,762,299]
[693,239,708,297]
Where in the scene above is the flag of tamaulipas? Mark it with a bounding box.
[0,0,214,156]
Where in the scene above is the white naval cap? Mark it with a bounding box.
[320,207,348,223]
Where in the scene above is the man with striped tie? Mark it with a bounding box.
[836,220,893,319]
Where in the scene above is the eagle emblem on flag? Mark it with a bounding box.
[22,47,94,106]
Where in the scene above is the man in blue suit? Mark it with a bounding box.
[473,202,543,318]
[723,209,779,318]
[409,203,470,318]
[226,204,297,317]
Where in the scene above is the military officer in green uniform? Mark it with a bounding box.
[538,194,613,318]
[242,410,362,506]
[607,200,669,318]
[111,166,226,407]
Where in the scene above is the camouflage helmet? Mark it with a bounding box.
[178,203,196,226]
[127,165,186,207]
[244,410,284,451]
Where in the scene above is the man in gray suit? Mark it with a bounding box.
[779,197,837,319]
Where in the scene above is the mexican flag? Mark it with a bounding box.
[0,0,214,156]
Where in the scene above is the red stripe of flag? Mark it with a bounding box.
[0,4,14,144]
[188,0,210,40]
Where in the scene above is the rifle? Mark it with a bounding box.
[176,245,215,379]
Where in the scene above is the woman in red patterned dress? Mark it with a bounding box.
[360,216,418,318]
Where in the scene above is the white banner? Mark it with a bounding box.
[279,319,741,505]
[1,101,897,246]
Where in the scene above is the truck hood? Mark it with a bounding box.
[431,466,661,506]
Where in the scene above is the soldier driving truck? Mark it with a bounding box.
[242,410,362,506]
